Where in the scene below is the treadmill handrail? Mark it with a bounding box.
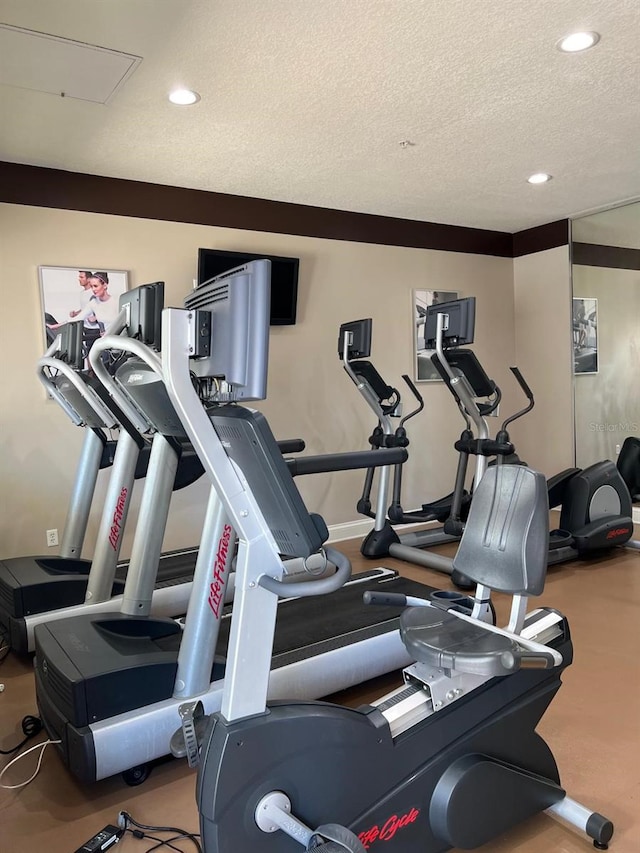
[258,545,351,598]
[37,354,119,428]
[89,333,164,436]
[287,447,408,476]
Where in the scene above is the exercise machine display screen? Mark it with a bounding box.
[424,296,476,349]
[337,318,372,359]
[119,282,165,349]
[58,321,84,370]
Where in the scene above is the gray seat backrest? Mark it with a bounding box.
[453,464,549,595]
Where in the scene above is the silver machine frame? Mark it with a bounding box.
[57,289,414,780]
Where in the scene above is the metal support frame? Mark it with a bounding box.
[59,429,105,559]
[434,312,489,485]
[120,434,179,616]
[342,331,395,532]
[162,308,285,721]
[174,487,236,698]
[506,594,529,634]
[404,661,488,713]
[84,429,141,602]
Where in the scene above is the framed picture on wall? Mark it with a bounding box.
[572,297,598,374]
[39,266,129,358]
[413,289,459,381]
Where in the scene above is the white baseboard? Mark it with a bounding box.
[327,516,438,543]
[329,507,640,542]
[327,518,375,543]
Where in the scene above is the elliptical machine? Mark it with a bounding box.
[616,437,640,551]
[340,303,529,589]
[466,344,639,564]
[617,436,640,502]
[160,297,614,851]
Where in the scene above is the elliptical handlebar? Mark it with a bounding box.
[501,366,535,432]
[510,366,535,403]
[399,374,424,428]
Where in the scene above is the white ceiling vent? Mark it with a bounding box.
[0,24,141,103]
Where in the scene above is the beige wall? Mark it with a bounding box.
[512,246,574,476]
[0,202,517,560]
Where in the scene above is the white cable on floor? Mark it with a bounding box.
[0,739,61,789]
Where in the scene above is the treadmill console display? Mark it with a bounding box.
[119,282,165,348]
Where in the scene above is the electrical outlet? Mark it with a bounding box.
[46,528,58,547]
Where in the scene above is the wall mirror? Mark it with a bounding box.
[571,201,640,474]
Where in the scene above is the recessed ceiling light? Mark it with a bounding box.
[168,88,200,105]
[557,31,600,53]
[527,173,553,184]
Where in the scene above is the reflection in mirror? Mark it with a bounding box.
[571,202,640,503]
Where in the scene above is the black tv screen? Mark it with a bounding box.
[197,248,299,325]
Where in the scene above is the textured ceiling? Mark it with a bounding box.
[0,0,639,232]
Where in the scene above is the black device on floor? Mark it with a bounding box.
[73,824,121,852]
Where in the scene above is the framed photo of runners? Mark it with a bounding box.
[39,266,129,354]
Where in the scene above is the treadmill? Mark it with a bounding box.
[0,301,205,654]
[0,322,152,652]
[34,262,438,784]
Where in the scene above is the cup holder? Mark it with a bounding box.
[430,589,474,615]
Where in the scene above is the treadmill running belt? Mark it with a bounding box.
[113,549,198,584]
[216,575,438,667]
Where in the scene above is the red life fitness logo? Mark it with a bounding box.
[208,524,232,617]
[606,527,630,540]
[108,487,128,550]
[358,807,420,848]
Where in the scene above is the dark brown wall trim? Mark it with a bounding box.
[0,161,571,259]
[0,161,516,257]
[512,219,570,257]
[572,242,640,271]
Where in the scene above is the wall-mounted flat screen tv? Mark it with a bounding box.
[197,248,300,325]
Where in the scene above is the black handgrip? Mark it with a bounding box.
[287,447,408,476]
[509,366,534,402]
[363,590,408,608]
[401,374,424,406]
[276,438,306,455]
